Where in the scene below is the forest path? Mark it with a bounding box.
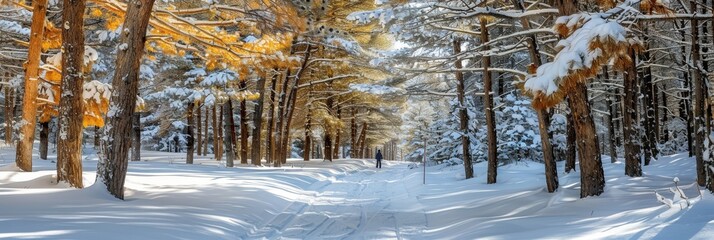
[249,160,428,239]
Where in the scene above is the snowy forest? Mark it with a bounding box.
[1,0,713,239]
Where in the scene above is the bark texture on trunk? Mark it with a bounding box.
[453,39,474,179]
[624,49,642,177]
[251,76,267,166]
[224,100,236,167]
[239,80,248,164]
[603,67,618,163]
[691,2,706,186]
[4,80,13,145]
[565,109,576,173]
[568,84,606,198]
[186,101,195,164]
[480,20,498,184]
[132,112,141,162]
[333,108,341,160]
[16,0,48,172]
[99,0,156,199]
[197,105,202,156]
[304,105,312,161]
[56,0,86,188]
[40,122,49,160]
[203,106,208,156]
[266,71,279,164]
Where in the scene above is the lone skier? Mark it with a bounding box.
[375,150,383,169]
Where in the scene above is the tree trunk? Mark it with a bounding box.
[213,104,219,159]
[132,112,140,161]
[99,0,156,199]
[568,84,606,198]
[281,84,299,164]
[224,100,236,167]
[266,71,279,164]
[203,106,208,156]
[661,90,669,143]
[603,67,617,163]
[512,0,558,191]
[692,2,706,186]
[197,105,202,156]
[640,29,657,165]
[480,20,498,184]
[453,39,474,180]
[351,108,357,158]
[39,122,49,160]
[333,108,341,160]
[624,49,642,177]
[239,81,249,164]
[56,0,86,188]
[94,126,101,148]
[251,76,267,166]
[186,101,195,164]
[304,104,312,161]
[565,109,576,173]
[324,133,332,162]
[217,104,223,160]
[273,71,289,167]
[4,82,13,145]
[16,0,48,172]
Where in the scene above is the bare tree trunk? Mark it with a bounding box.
[351,108,357,158]
[453,39,474,180]
[512,0,557,192]
[217,104,223,160]
[132,112,140,161]
[661,90,669,143]
[56,0,86,188]
[568,84,606,198]
[266,71,279,164]
[603,67,617,163]
[39,122,49,160]
[212,105,219,159]
[240,81,249,164]
[624,49,642,177]
[324,132,333,162]
[481,20,498,184]
[304,104,312,161]
[273,71,289,167]
[691,1,706,186]
[203,106,208,156]
[99,0,156,199]
[251,76,267,166]
[281,84,299,164]
[186,101,195,164]
[4,81,13,145]
[333,108,341,160]
[224,100,236,167]
[565,109,576,173]
[640,28,657,165]
[16,0,48,172]
[197,105,202,156]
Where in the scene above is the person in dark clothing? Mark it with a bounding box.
[375,150,383,168]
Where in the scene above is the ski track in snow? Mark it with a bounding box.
[1,144,713,239]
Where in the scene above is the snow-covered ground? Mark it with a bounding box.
[0,143,712,239]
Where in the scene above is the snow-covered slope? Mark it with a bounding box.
[0,144,712,239]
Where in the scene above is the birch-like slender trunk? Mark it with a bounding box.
[481,20,498,184]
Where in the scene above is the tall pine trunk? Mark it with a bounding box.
[224,100,236,167]
[99,0,156,199]
[333,108,341,159]
[56,0,86,188]
[197,105,202,156]
[351,108,357,158]
[512,0,557,192]
[603,67,618,163]
[453,39,474,179]
[240,80,249,164]
[186,101,195,164]
[304,104,312,161]
[251,76,267,166]
[132,112,140,161]
[691,2,706,186]
[217,104,223,160]
[4,81,13,145]
[16,0,48,172]
[624,49,642,177]
[565,110,576,173]
[39,122,49,160]
[266,71,279,164]
[203,106,208,156]
[481,20,498,184]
